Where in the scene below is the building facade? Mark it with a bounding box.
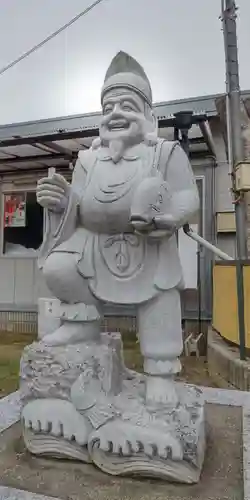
[0,92,247,332]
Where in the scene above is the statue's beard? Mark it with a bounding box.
[108,137,127,164]
[98,120,158,163]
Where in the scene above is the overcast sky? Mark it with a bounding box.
[0,0,249,125]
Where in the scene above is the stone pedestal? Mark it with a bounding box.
[20,332,205,484]
[88,381,205,484]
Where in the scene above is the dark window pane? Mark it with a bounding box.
[3,191,43,255]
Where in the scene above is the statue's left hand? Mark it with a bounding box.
[152,214,177,232]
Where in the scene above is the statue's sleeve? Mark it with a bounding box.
[38,153,87,269]
[164,143,200,227]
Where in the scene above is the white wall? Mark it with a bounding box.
[178,225,198,289]
[0,257,50,308]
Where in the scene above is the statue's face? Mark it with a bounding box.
[100,88,149,146]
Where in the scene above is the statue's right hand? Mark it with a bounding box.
[37,173,70,212]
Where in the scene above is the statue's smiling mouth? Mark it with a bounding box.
[108,120,130,131]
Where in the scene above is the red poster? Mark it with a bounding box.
[4,193,26,228]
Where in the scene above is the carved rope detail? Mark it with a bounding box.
[103,234,140,273]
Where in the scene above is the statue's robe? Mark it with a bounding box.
[39,140,199,305]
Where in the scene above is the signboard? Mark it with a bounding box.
[4,193,26,228]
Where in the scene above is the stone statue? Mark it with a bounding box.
[20,52,205,483]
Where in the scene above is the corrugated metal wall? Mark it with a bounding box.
[0,258,49,306]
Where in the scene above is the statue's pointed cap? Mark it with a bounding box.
[104,51,148,83]
[101,51,152,107]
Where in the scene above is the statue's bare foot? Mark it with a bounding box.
[145,375,179,407]
[89,420,183,460]
[22,398,92,446]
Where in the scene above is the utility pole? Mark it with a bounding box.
[221,0,247,359]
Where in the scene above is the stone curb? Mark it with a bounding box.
[0,391,21,434]
[207,328,250,390]
[0,486,60,500]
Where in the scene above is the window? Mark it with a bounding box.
[2,191,43,256]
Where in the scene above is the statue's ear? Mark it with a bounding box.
[144,111,158,146]
[152,112,158,134]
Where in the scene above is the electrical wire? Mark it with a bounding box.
[0,0,108,77]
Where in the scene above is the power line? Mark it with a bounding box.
[0,0,108,77]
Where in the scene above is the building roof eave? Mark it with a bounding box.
[0,91,242,142]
